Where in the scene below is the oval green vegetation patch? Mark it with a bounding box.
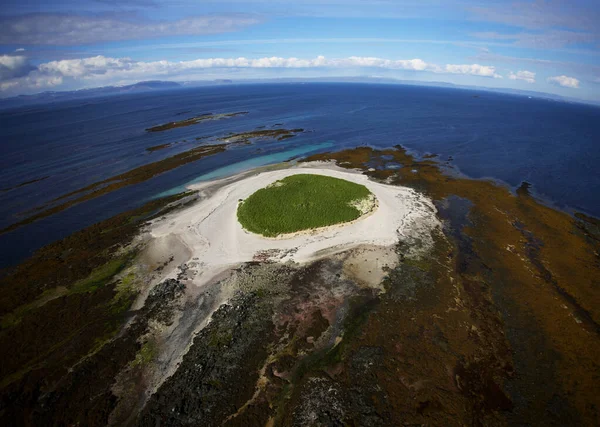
[237,174,376,237]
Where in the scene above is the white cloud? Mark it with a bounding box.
[0,13,261,45]
[0,74,62,92]
[442,63,502,78]
[508,70,536,83]
[15,48,25,52]
[0,55,33,80]
[332,56,429,71]
[0,54,510,96]
[547,75,580,88]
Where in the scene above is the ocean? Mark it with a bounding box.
[1,82,599,267]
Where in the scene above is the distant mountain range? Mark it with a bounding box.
[0,81,182,109]
[1,77,598,109]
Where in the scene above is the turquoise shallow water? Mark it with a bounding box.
[155,141,334,198]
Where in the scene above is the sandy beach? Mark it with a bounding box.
[148,161,441,288]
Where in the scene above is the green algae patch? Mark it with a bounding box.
[237,174,374,237]
[1,254,134,330]
[130,339,158,368]
[109,270,140,315]
[69,256,129,295]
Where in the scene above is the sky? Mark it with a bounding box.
[0,0,599,101]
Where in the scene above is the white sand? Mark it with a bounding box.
[128,163,441,407]
[148,162,441,288]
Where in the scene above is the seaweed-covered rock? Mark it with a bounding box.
[137,292,274,427]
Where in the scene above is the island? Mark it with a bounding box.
[145,111,248,132]
[1,146,598,427]
[218,128,304,144]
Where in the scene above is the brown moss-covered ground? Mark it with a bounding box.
[130,146,600,426]
[295,146,600,425]
[0,191,194,424]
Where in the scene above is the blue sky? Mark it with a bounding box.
[0,0,599,100]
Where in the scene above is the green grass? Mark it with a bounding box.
[237,174,373,237]
[109,271,139,315]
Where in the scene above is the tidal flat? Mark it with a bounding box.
[0,145,598,426]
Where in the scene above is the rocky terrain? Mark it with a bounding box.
[0,146,599,426]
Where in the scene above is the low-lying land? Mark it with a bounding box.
[1,145,599,426]
[147,164,439,291]
[218,128,304,144]
[237,174,375,237]
[145,143,172,152]
[145,111,248,132]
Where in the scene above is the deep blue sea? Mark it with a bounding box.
[1,83,599,268]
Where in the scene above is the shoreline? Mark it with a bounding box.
[147,161,441,288]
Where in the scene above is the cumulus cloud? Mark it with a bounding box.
[333,56,429,71]
[547,75,580,88]
[0,75,62,92]
[0,55,34,80]
[442,63,502,78]
[0,13,261,45]
[0,54,511,96]
[508,70,536,83]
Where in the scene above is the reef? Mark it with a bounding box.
[145,143,172,152]
[145,112,248,132]
[0,176,49,193]
[1,144,225,234]
[218,128,304,144]
[3,127,307,235]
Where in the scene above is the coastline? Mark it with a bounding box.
[147,161,440,288]
[0,145,599,426]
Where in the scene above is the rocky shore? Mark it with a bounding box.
[1,145,599,426]
[145,112,248,132]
